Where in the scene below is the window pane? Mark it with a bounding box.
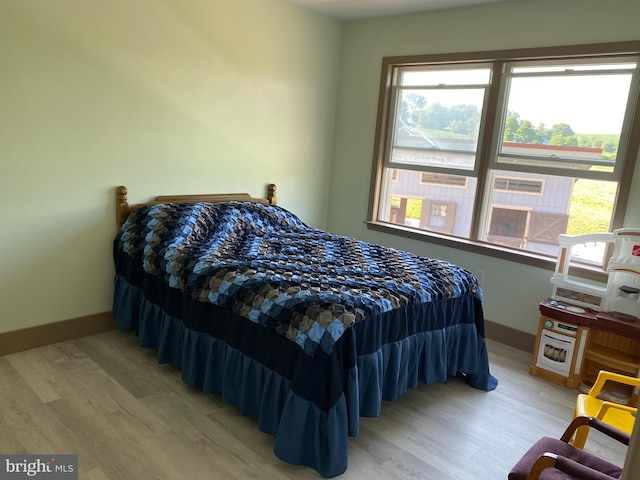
[390,66,490,173]
[378,167,475,237]
[496,143,615,172]
[512,62,636,74]
[480,169,617,257]
[401,67,491,86]
[393,88,485,152]
[390,147,476,170]
[499,63,633,172]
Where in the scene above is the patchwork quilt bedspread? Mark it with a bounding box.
[116,201,482,355]
[113,200,496,477]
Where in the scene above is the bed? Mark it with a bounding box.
[112,184,497,478]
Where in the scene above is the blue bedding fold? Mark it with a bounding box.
[112,201,497,477]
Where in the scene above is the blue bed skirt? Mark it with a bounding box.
[113,275,496,477]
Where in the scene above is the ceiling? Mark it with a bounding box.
[286,0,512,19]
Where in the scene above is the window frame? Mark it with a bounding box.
[368,41,640,280]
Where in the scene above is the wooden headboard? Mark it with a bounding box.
[116,184,278,229]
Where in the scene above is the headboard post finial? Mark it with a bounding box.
[117,185,128,203]
[268,183,277,205]
[116,186,130,229]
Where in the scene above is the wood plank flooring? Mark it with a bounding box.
[0,331,628,479]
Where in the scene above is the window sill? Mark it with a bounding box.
[365,220,608,284]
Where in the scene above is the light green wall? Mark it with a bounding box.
[328,0,640,335]
[0,0,341,334]
[3,0,639,340]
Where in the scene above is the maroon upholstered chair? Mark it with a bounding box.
[508,416,629,480]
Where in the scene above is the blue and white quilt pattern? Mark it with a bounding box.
[116,201,482,356]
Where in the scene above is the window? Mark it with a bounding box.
[424,201,456,233]
[494,177,543,194]
[488,207,529,248]
[389,196,424,227]
[369,42,640,269]
[420,172,468,187]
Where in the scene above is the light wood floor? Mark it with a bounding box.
[0,331,628,479]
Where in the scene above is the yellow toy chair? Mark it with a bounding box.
[572,370,639,449]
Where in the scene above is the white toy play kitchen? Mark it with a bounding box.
[551,228,640,319]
